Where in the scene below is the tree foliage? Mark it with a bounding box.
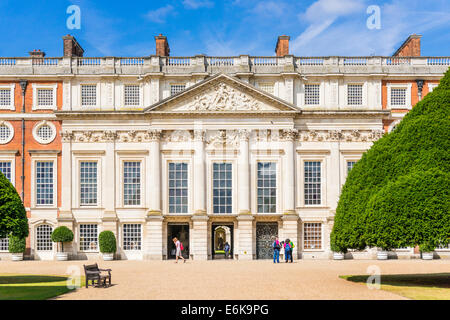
[51,226,74,252]
[99,230,116,253]
[8,235,26,253]
[331,68,450,253]
[0,171,28,239]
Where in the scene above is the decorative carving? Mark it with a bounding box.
[298,129,384,142]
[162,130,192,142]
[146,129,162,142]
[280,129,298,141]
[237,129,250,141]
[207,130,240,148]
[60,130,74,142]
[193,130,206,142]
[183,83,261,111]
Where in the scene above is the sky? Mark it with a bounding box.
[0,0,449,57]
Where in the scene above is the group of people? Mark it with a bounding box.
[272,237,295,263]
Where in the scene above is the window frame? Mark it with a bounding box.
[121,223,142,251]
[122,160,143,207]
[0,237,9,252]
[297,151,329,208]
[302,222,323,252]
[0,84,15,110]
[35,224,54,252]
[32,120,57,145]
[0,154,15,186]
[0,121,14,145]
[258,82,275,95]
[79,160,100,207]
[346,83,365,106]
[80,83,99,108]
[78,223,99,252]
[31,155,57,208]
[303,83,321,106]
[169,83,186,96]
[387,83,412,109]
[251,155,281,215]
[32,84,57,110]
[211,162,233,215]
[122,83,143,108]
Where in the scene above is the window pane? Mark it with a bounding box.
[0,237,9,251]
[123,224,141,250]
[213,163,232,214]
[36,225,53,251]
[304,223,322,249]
[0,161,12,182]
[37,89,53,106]
[79,224,98,251]
[257,162,276,213]
[168,162,188,213]
[305,84,320,105]
[347,84,362,105]
[170,84,186,96]
[124,85,140,106]
[123,161,141,206]
[80,162,97,205]
[36,161,53,205]
[304,161,321,205]
[81,85,97,106]
[391,88,406,106]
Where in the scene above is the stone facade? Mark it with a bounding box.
[0,34,449,261]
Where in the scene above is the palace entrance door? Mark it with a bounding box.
[167,223,190,259]
[256,222,278,259]
[211,223,234,259]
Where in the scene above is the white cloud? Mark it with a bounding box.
[146,5,175,23]
[253,1,287,17]
[182,0,214,9]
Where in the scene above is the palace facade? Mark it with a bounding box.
[0,34,448,260]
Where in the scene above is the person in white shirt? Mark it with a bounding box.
[172,237,185,263]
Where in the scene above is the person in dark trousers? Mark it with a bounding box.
[272,236,280,263]
[224,242,230,259]
[289,240,295,263]
[284,238,291,263]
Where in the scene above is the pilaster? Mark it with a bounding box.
[237,214,254,260]
[191,214,209,260]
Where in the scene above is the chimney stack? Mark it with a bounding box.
[29,49,46,58]
[63,35,84,57]
[155,34,170,56]
[275,35,290,57]
[393,34,421,57]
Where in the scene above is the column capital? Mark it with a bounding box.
[238,129,250,141]
[146,129,162,141]
[280,128,298,141]
[193,129,206,142]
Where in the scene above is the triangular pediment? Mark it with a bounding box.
[145,74,300,114]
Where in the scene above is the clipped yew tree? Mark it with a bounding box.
[0,171,28,239]
[331,69,450,253]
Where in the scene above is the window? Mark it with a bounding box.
[123,161,141,206]
[80,162,98,206]
[37,89,54,107]
[33,121,56,144]
[428,83,438,93]
[124,85,140,106]
[79,224,98,251]
[168,163,188,213]
[81,85,97,106]
[0,161,12,182]
[347,84,363,105]
[0,89,11,106]
[304,84,320,105]
[36,161,54,206]
[170,84,185,96]
[303,223,322,250]
[304,161,321,205]
[0,238,8,252]
[259,83,274,95]
[347,161,357,174]
[257,162,277,213]
[123,224,141,250]
[0,122,14,144]
[36,225,53,251]
[390,88,406,106]
[213,163,232,214]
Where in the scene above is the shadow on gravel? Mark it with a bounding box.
[0,275,68,284]
[342,273,450,288]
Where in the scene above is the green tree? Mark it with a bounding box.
[0,171,28,239]
[331,68,450,253]
[51,226,74,252]
[99,231,116,253]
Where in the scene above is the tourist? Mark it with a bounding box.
[289,240,295,263]
[280,241,285,260]
[272,236,280,263]
[284,239,291,263]
[173,237,186,263]
[224,242,230,259]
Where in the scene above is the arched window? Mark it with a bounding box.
[36,225,53,251]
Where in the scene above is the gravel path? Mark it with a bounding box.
[0,259,448,300]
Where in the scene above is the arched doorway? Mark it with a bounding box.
[212,223,233,259]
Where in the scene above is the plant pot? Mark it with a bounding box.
[333,252,345,260]
[377,251,388,260]
[11,253,23,261]
[102,253,114,261]
[421,252,434,260]
[55,252,68,261]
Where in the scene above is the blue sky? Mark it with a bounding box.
[0,0,449,57]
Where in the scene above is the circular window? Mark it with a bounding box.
[33,121,56,144]
[0,121,14,144]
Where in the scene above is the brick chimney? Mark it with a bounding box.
[275,35,290,57]
[63,35,84,57]
[393,34,421,57]
[29,49,46,58]
[155,34,170,56]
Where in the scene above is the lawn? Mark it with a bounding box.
[341,273,450,300]
[0,274,83,300]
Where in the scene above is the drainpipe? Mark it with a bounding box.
[416,79,424,101]
[19,80,28,201]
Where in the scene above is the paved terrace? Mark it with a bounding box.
[0,56,449,76]
[1,259,449,299]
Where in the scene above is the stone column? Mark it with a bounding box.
[237,215,254,260]
[191,215,209,260]
[238,129,250,214]
[282,129,297,215]
[145,215,164,260]
[148,130,162,215]
[193,129,206,215]
[282,215,299,259]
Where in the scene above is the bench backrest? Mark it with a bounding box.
[83,263,99,273]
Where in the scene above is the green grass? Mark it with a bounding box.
[0,274,83,300]
[341,273,450,300]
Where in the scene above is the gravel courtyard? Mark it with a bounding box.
[0,259,449,300]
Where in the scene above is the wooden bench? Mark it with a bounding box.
[83,263,112,288]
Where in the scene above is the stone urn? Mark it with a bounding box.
[55,252,68,261]
[102,253,114,261]
[377,251,388,260]
[11,253,23,261]
[421,252,434,260]
[333,252,345,260]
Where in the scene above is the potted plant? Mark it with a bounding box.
[8,235,26,261]
[330,243,345,260]
[99,231,116,261]
[420,243,435,260]
[51,226,74,261]
[376,246,390,260]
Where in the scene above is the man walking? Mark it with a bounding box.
[273,236,280,263]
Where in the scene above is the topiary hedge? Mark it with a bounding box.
[51,226,74,252]
[331,68,450,253]
[99,231,116,253]
[0,171,28,239]
[8,235,26,253]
